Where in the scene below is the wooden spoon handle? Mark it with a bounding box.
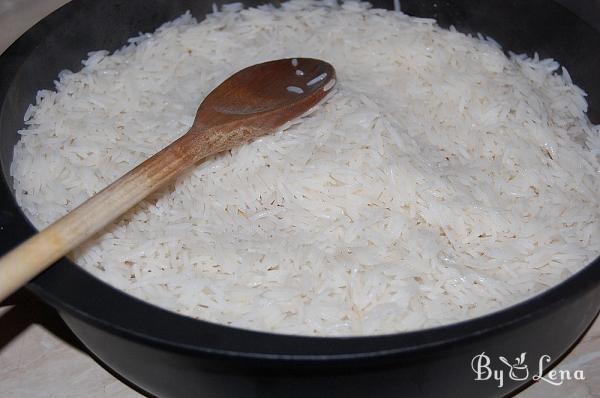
[0,132,205,302]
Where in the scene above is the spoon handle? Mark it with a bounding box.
[0,132,205,302]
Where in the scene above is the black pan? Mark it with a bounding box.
[0,1,599,397]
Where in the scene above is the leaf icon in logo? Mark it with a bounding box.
[519,352,526,365]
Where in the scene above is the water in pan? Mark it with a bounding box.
[10,0,600,336]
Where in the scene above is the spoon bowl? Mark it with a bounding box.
[191,58,335,155]
[199,58,335,120]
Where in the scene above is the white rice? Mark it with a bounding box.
[10,0,600,336]
[306,72,328,87]
[323,78,336,92]
[286,85,305,94]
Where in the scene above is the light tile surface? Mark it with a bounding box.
[0,0,598,397]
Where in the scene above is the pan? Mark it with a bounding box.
[0,0,599,396]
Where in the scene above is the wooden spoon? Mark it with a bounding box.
[0,58,336,301]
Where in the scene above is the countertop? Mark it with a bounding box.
[0,1,599,397]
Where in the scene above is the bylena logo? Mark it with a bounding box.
[471,352,585,388]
